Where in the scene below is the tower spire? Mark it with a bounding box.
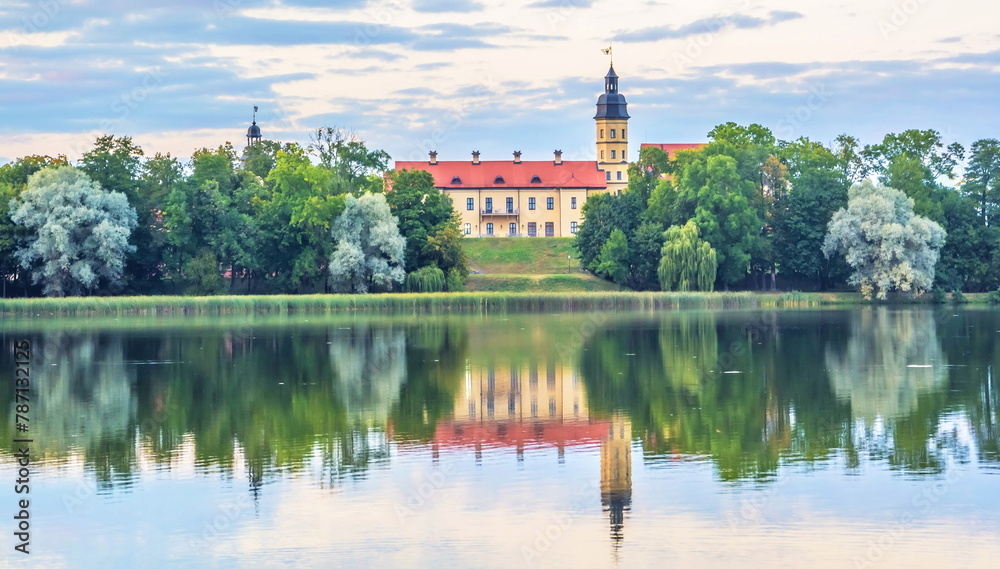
[246,105,262,147]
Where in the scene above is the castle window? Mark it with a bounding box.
[451,176,462,184]
[610,129,616,139]
[466,198,474,210]
[600,150,604,160]
[611,150,616,159]
[606,171,611,181]
[486,223,494,235]
[464,223,471,234]
[622,128,626,139]
[570,221,578,233]
[571,197,577,209]
[617,171,622,181]
[600,129,605,139]
[546,197,554,210]
[528,197,536,210]
[530,175,541,184]
[494,176,505,184]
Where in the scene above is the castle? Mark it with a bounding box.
[393,65,704,237]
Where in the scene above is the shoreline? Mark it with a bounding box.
[0,291,991,318]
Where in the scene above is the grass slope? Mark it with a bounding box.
[465,274,620,292]
[462,237,578,274]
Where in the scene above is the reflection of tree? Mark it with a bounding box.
[581,313,786,481]
[825,308,947,422]
[328,325,406,421]
[390,322,467,440]
[31,332,137,488]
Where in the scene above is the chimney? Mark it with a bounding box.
[428,150,437,165]
[554,149,563,165]
[472,150,481,165]
[513,150,522,164]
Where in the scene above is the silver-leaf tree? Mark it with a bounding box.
[10,166,137,297]
[328,192,405,293]
[822,179,945,300]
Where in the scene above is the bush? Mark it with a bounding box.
[988,289,1000,305]
[951,290,968,304]
[445,268,465,292]
[931,287,947,304]
[404,266,446,293]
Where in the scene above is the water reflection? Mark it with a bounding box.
[825,308,947,422]
[1,309,999,566]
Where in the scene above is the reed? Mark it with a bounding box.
[0,291,855,318]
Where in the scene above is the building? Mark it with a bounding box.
[392,65,704,237]
[393,150,608,237]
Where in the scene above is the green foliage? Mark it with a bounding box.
[445,268,465,292]
[988,289,1000,305]
[182,250,227,295]
[593,228,629,288]
[951,290,968,304]
[405,265,446,293]
[963,138,1000,222]
[309,126,390,194]
[386,169,465,274]
[931,287,948,304]
[254,144,344,292]
[823,180,946,300]
[328,192,405,293]
[772,138,850,288]
[658,221,717,291]
[9,166,137,297]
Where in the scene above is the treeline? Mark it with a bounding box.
[576,123,1000,294]
[0,129,467,297]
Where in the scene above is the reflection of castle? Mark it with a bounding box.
[429,358,633,549]
[601,414,632,547]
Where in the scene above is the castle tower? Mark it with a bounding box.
[595,65,629,193]
[246,105,262,147]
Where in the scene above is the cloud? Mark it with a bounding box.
[525,0,594,7]
[411,0,486,12]
[614,10,804,42]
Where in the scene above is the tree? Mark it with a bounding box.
[593,228,629,289]
[963,138,1000,223]
[658,221,717,291]
[773,138,850,289]
[386,169,464,274]
[328,193,405,293]
[823,180,946,300]
[252,144,343,292]
[310,126,391,194]
[575,190,642,271]
[9,166,137,297]
[681,154,761,287]
[1,155,70,294]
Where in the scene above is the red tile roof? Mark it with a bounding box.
[640,143,707,157]
[393,160,608,189]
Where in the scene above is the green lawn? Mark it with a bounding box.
[462,237,578,274]
[465,274,620,292]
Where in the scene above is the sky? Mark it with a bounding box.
[1,0,999,167]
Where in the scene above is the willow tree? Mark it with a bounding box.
[823,180,945,300]
[10,166,137,297]
[658,220,717,291]
[328,192,405,293]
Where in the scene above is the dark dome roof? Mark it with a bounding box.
[594,92,629,119]
[247,123,261,137]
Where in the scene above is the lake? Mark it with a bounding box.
[1,307,998,568]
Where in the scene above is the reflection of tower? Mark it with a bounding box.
[600,414,632,548]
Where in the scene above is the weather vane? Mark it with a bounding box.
[252,105,258,124]
[601,43,613,66]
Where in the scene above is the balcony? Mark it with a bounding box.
[481,208,519,216]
